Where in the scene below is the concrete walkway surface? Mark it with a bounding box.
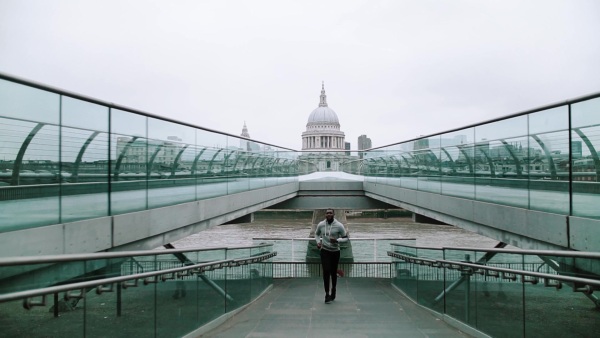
[202,278,474,337]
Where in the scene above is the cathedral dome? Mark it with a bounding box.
[307,106,339,124]
[301,82,345,151]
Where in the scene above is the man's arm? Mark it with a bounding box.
[336,235,349,243]
[331,221,348,243]
[315,223,323,248]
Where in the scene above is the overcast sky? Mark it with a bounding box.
[1,0,599,150]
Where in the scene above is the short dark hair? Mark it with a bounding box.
[326,208,334,214]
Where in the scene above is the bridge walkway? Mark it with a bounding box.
[203,278,473,338]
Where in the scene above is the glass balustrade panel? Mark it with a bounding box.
[415,247,444,313]
[527,106,570,214]
[225,135,250,194]
[146,118,196,208]
[397,141,418,190]
[0,119,61,231]
[388,148,400,186]
[84,256,153,337]
[375,239,402,262]
[0,261,87,295]
[385,152,403,188]
[523,253,600,337]
[0,80,61,230]
[225,248,251,313]
[442,249,481,330]
[571,97,600,218]
[414,135,441,194]
[253,247,273,304]
[458,249,526,338]
[389,244,417,299]
[0,298,85,337]
[155,268,198,337]
[110,109,148,214]
[61,96,110,222]
[474,116,529,207]
[195,130,229,200]
[0,78,59,124]
[440,128,475,199]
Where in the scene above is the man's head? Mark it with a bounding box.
[325,208,334,222]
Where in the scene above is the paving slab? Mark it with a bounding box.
[202,278,474,338]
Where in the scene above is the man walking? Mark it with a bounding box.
[315,208,348,304]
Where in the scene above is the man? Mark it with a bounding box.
[315,208,348,304]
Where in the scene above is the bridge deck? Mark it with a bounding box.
[203,278,473,337]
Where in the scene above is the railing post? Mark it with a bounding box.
[374,239,377,262]
[291,239,295,265]
[117,283,122,317]
[53,293,59,318]
[464,254,471,323]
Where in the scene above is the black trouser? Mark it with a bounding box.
[320,249,340,295]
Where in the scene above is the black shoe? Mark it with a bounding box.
[331,289,336,301]
[325,295,332,304]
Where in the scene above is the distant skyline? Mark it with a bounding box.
[1,0,599,150]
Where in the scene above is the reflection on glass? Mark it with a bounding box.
[61,97,110,222]
[474,116,529,205]
[400,141,418,190]
[528,107,569,213]
[416,135,441,194]
[0,78,59,124]
[0,121,60,230]
[440,128,475,199]
[110,109,148,214]
[147,118,196,208]
[571,97,600,217]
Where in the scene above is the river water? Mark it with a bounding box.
[172,215,501,252]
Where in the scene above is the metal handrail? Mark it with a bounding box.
[0,243,274,267]
[389,245,600,259]
[389,244,443,250]
[0,251,277,304]
[388,251,600,288]
[436,259,600,288]
[253,237,415,241]
[0,72,297,152]
[367,90,600,151]
[442,247,600,259]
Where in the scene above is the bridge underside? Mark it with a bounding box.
[268,178,398,210]
[268,195,395,210]
[363,182,600,252]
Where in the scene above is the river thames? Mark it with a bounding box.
[172,212,502,250]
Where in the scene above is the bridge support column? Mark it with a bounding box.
[224,213,254,224]
[412,213,448,225]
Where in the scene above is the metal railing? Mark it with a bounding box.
[272,262,392,278]
[0,244,276,338]
[388,244,600,338]
[0,252,276,305]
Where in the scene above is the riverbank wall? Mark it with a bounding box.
[255,209,413,220]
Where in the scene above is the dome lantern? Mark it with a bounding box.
[319,81,328,107]
[307,82,340,126]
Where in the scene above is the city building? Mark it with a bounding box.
[116,136,183,170]
[300,82,351,171]
[240,121,250,138]
[358,135,372,150]
[301,82,345,151]
[358,134,372,159]
[240,121,260,152]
